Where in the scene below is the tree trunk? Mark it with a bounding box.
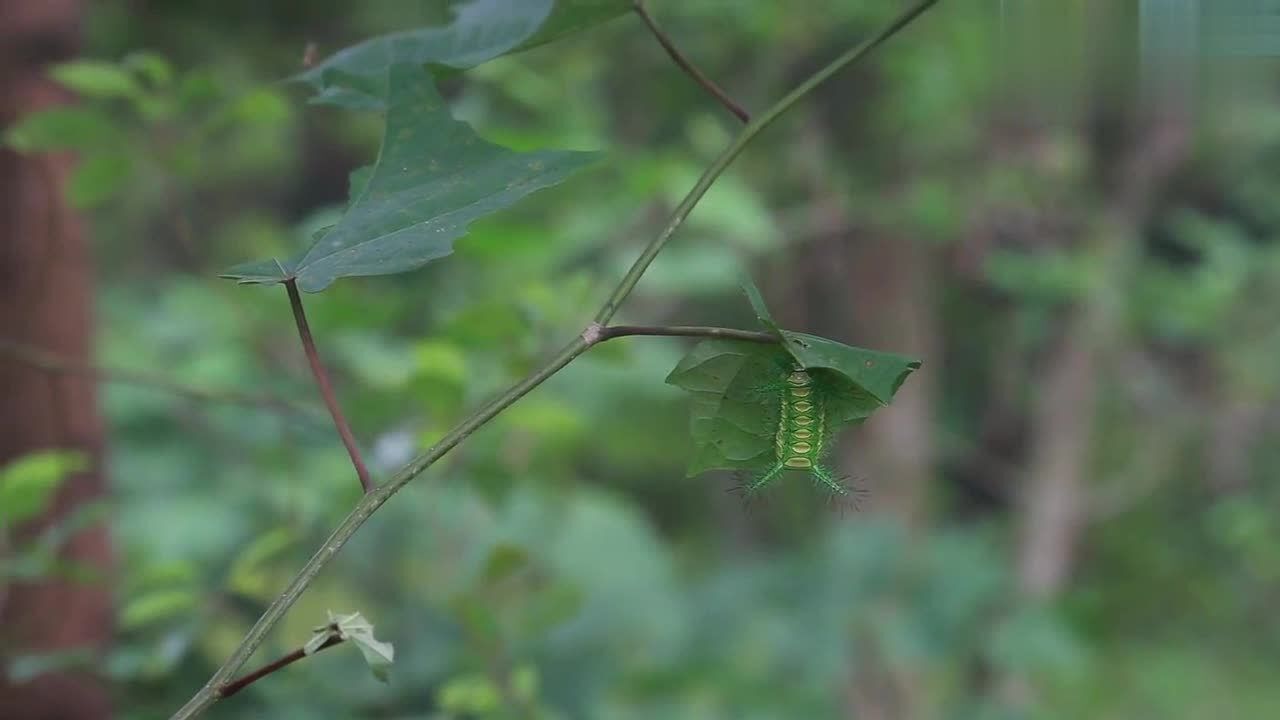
[0,1,113,717]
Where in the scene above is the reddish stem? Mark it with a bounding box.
[285,279,374,493]
[633,1,750,123]
[219,635,343,699]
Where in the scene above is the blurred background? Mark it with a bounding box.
[3,1,1279,718]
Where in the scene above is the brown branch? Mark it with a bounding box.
[598,325,776,344]
[632,1,750,123]
[284,280,374,494]
[0,337,321,420]
[218,635,343,699]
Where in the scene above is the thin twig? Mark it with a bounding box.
[595,0,938,326]
[284,280,374,494]
[632,1,750,123]
[171,4,936,716]
[219,635,344,699]
[0,338,321,420]
[599,325,776,344]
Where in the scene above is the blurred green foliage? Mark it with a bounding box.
[3,1,1280,719]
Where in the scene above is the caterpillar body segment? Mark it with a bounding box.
[738,363,854,500]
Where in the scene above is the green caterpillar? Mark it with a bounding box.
[737,363,858,501]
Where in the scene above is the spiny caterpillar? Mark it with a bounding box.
[737,363,858,501]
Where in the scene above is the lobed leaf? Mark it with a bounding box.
[222,63,597,292]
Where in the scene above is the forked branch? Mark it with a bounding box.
[172,2,937,716]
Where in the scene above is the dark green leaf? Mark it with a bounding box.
[480,542,531,586]
[665,282,922,476]
[741,276,921,404]
[777,331,921,406]
[221,64,597,292]
[665,339,786,476]
[296,0,629,109]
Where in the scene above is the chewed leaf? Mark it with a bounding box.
[296,0,629,110]
[222,64,597,292]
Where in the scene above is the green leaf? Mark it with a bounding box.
[222,64,596,292]
[664,339,786,476]
[122,51,174,88]
[50,60,141,99]
[439,672,503,714]
[664,282,922,476]
[6,649,97,683]
[296,0,629,109]
[68,153,132,209]
[119,588,198,629]
[0,451,88,525]
[317,610,395,683]
[226,527,296,597]
[742,276,921,404]
[480,542,531,586]
[2,107,123,152]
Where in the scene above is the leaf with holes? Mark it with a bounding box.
[297,0,630,110]
[221,64,596,292]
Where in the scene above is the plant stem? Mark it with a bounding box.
[632,1,749,123]
[171,338,590,720]
[0,337,320,420]
[285,279,374,494]
[595,0,938,326]
[172,4,936,716]
[599,325,776,344]
[219,636,344,699]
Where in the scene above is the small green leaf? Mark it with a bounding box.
[222,64,596,291]
[439,672,503,714]
[0,451,88,525]
[68,153,132,209]
[481,542,531,586]
[122,51,174,87]
[50,60,141,99]
[3,107,123,152]
[120,589,198,629]
[322,610,395,683]
[511,664,540,702]
[297,0,628,109]
[226,527,296,597]
[6,649,96,683]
